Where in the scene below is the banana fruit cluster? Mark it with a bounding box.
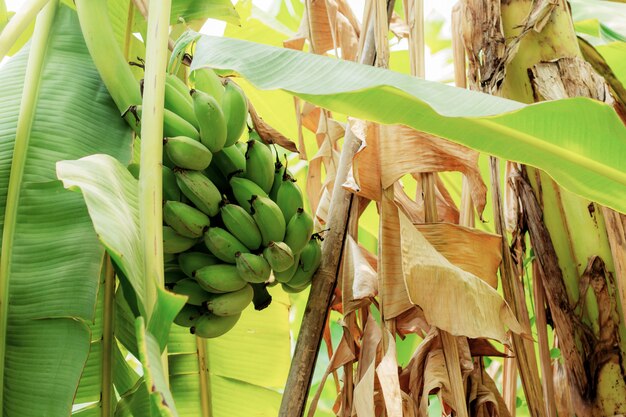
[128,69,321,339]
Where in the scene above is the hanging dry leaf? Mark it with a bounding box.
[342,235,378,314]
[415,223,502,288]
[411,173,461,223]
[354,314,383,416]
[399,211,524,343]
[345,120,382,201]
[380,188,415,319]
[285,0,360,59]
[248,100,299,153]
[379,125,487,217]
[376,329,403,417]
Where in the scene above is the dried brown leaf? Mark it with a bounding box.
[389,12,409,39]
[376,329,403,417]
[345,120,381,201]
[248,100,299,153]
[415,223,502,288]
[342,236,378,314]
[399,211,524,343]
[379,125,487,217]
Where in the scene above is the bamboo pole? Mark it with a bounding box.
[278,2,396,415]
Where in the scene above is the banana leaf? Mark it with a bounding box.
[190,35,626,214]
[0,5,132,416]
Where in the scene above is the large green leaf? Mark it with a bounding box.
[190,36,626,214]
[0,5,132,415]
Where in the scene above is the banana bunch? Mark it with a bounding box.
[128,69,321,339]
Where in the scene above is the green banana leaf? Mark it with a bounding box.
[0,5,132,416]
[190,35,626,214]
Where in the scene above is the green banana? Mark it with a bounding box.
[244,139,274,193]
[178,251,220,278]
[248,129,263,143]
[220,200,262,250]
[212,144,246,178]
[269,154,286,200]
[235,252,271,284]
[191,312,241,338]
[162,166,181,201]
[251,283,272,311]
[203,227,249,263]
[230,177,268,212]
[276,173,304,223]
[222,80,248,147]
[172,278,212,306]
[163,252,177,264]
[262,241,294,272]
[287,237,322,288]
[175,170,221,217]
[284,208,314,254]
[250,195,286,245]
[174,304,203,327]
[128,163,140,179]
[273,253,300,284]
[163,201,210,238]
[125,105,200,141]
[164,136,212,171]
[235,141,247,154]
[206,284,253,316]
[165,74,198,129]
[192,68,224,102]
[163,226,197,253]
[195,264,248,293]
[191,89,227,153]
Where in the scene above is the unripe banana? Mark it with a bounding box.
[244,139,274,193]
[251,283,272,311]
[235,141,247,154]
[175,170,221,217]
[172,278,213,306]
[269,158,286,201]
[163,252,177,264]
[162,166,181,201]
[203,227,249,263]
[126,105,200,141]
[128,163,140,179]
[192,68,224,102]
[174,304,203,327]
[284,208,314,255]
[195,264,248,293]
[250,195,286,245]
[191,312,241,338]
[287,238,322,288]
[276,173,304,223]
[212,144,246,178]
[165,74,198,129]
[222,80,248,147]
[206,284,253,316]
[220,201,262,250]
[191,89,227,153]
[164,136,212,171]
[178,251,220,278]
[235,252,271,284]
[163,201,210,238]
[263,241,294,272]
[273,253,300,284]
[230,177,268,212]
[248,129,263,143]
[163,226,197,253]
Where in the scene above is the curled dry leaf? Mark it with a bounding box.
[342,235,378,314]
[415,223,502,288]
[354,314,382,417]
[399,211,524,343]
[411,172,461,224]
[285,0,360,60]
[345,120,382,201]
[376,329,403,417]
[248,99,299,153]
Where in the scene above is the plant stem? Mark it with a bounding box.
[0,0,49,61]
[140,0,170,320]
[101,256,116,417]
[278,2,395,416]
[75,0,141,113]
[0,0,57,414]
[196,337,212,417]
